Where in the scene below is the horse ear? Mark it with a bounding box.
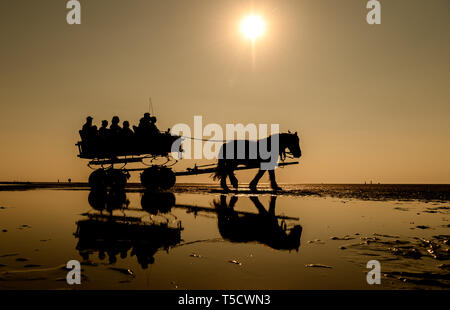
[288,130,291,134]
[295,131,298,136]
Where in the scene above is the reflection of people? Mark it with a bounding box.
[213,195,302,251]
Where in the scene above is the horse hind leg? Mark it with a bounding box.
[228,171,238,189]
[215,159,230,191]
[249,169,265,192]
[220,176,229,191]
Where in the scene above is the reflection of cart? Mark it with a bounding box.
[74,214,182,268]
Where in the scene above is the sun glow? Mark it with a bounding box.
[241,15,265,40]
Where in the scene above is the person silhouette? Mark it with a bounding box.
[120,120,134,151]
[99,120,109,138]
[81,116,98,153]
[138,113,152,130]
[98,120,110,152]
[110,116,122,135]
[121,121,134,138]
[81,116,97,137]
[149,116,159,135]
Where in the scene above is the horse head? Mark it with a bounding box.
[282,132,301,158]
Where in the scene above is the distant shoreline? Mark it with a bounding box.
[1,181,450,186]
[1,182,449,203]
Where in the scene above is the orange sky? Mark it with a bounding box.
[0,0,449,184]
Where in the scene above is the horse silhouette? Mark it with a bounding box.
[213,132,301,191]
[213,195,302,251]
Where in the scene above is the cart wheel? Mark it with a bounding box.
[140,166,160,189]
[108,169,128,190]
[159,167,176,189]
[89,169,108,189]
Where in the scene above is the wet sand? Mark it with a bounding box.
[0,183,448,289]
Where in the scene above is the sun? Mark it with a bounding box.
[241,15,265,40]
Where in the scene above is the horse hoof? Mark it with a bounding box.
[249,186,258,192]
[272,186,282,191]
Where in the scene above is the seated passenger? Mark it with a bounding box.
[98,120,110,153]
[121,120,135,151]
[109,116,122,152]
[81,116,98,140]
[149,116,160,135]
[110,116,122,136]
[121,121,134,138]
[138,113,152,132]
[80,116,98,154]
[99,120,109,139]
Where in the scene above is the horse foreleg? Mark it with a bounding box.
[269,170,282,191]
[250,169,265,191]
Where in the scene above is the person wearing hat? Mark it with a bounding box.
[81,116,98,153]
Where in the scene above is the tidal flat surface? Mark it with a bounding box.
[0,184,448,289]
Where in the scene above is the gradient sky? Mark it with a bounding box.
[0,0,449,183]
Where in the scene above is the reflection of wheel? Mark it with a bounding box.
[140,166,176,190]
[88,189,128,212]
[88,189,107,211]
[89,169,108,189]
[141,191,176,214]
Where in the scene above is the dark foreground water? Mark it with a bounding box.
[0,184,448,289]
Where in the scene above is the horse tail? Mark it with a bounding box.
[213,159,228,181]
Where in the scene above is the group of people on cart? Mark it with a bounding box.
[79,113,166,156]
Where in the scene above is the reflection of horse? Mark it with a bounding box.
[213,133,302,191]
[213,195,302,251]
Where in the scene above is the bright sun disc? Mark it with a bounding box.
[241,15,265,40]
